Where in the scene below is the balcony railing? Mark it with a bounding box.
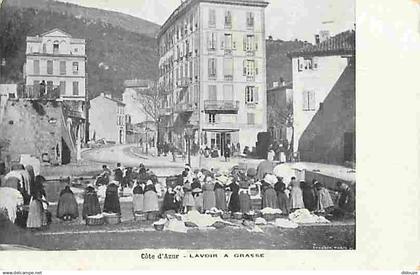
[174,102,194,113]
[177,77,192,88]
[17,84,60,100]
[204,100,240,114]
[159,107,173,116]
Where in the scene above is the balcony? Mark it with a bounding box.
[159,107,173,117]
[174,102,194,113]
[176,77,192,88]
[17,84,61,100]
[204,100,240,114]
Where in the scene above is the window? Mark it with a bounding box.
[245,86,258,104]
[244,34,256,52]
[194,58,199,80]
[223,57,233,79]
[223,85,233,100]
[53,41,59,54]
[207,32,217,50]
[208,85,217,100]
[72,81,79,96]
[33,80,40,95]
[59,81,66,95]
[243,60,257,77]
[297,58,304,72]
[246,12,254,28]
[225,10,232,28]
[224,33,232,50]
[302,90,316,111]
[304,58,313,70]
[33,60,40,75]
[59,61,66,75]
[42,44,47,53]
[72,62,79,74]
[208,58,217,79]
[247,113,255,125]
[46,81,53,93]
[208,113,216,124]
[209,9,216,27]
[47,60,53,75]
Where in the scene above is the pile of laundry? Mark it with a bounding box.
[260,207,283,215]
[0,187,24,223]
[288,209,330,224]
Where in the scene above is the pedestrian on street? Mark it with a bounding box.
[275,177,290,215]
[288,177,305,211]
[103,180,121,215]
[224,144,231,162]
[132,181,145,214]
[315,181,334,214]
[143,180,159,220]
[56,185,79,221]
[114,163,124,191]
[302,180,317,212]
[202,176,216,212]
[82,184,101,219]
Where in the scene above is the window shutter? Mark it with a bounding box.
[243,35,247,51]
[309,91,316,110]
[243,60,247,76]
[214,58,217,76]
[255,35,259,51]
[232,34,236,50]
[254,87,259,103]
[207,32,211,50]
[208,58,212,76]
[302,91,308,110]
[255,61,259,75]
[214,33,218,50]
[221,33,225,49]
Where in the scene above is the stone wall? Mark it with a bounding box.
[0,99,75,164]
[298,64,355,165]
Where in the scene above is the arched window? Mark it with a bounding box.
[53,40,59,54]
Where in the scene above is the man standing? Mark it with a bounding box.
[114,163,124,191]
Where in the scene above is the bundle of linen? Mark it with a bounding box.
[288,209,330,224]
[260,207,282,214]
[0,187,24,223]
[270,218,299,229]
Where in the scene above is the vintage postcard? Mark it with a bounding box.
[0,0,418,272]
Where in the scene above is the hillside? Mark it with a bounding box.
[3,0,160,37]
[0,4,159,98]
[266,38,310,88]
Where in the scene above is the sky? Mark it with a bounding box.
[59,0,355,43]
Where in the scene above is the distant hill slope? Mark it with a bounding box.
[3,0,160,37]
[266,39,310,88]
[0,4,159,98]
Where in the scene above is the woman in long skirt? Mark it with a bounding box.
[182,180,195,213]
[143,180,159,214]
[302,181,317,211]
[238,177,251,213]
[82,184,101,219]
[103,181,121,214]
[227,179,240,213]
[57,185,79,221]
[132,181,144,214]
[202,177,216,211]
[191,178,203,213]
[275,177,290,215]
[289,178,305,211]
[214,179,227,211]
[261,175,279,209]
[315,182,334,213]
[26,176,48,230]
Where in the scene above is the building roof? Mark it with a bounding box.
[288,30,355,58]
[158,0,269,39]
[93,94,125,106]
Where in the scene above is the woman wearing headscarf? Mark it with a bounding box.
[315,181,334,213]
[82,184,101,219]
[288,177,305,211]
[143,180,159,215]
[238,173,251,213]
[214,176,227,211]
[262,174,279,209]
[302,180,317,211]
[132,181,145,214]
[26,176,48,230]
[103,180,121,214]
[202,176,216,211]
[56,185,79,221]
[275,177,290,215]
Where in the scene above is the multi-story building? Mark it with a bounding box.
[157,0,269,156]
[23,28,87,161]
[288,30,355,164]
[89,93,126,144]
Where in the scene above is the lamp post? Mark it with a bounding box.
[184,122,194,167]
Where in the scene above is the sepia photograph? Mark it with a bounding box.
[0,0,355,252]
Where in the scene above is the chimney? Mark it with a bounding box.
[315,34,320,45]
[100,92,105,97]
